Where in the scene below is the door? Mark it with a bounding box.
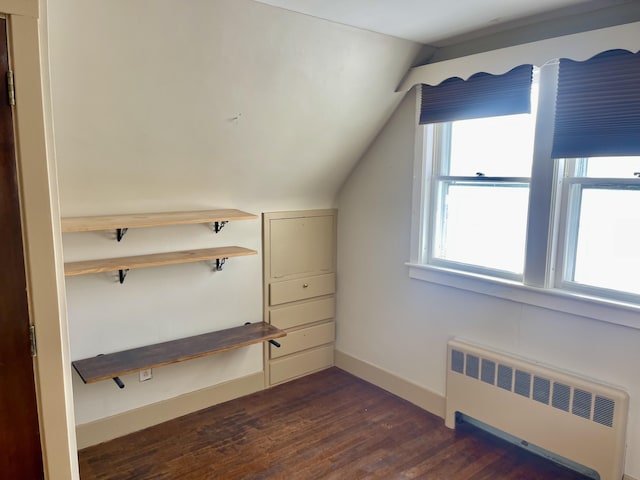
[0,17,44,479]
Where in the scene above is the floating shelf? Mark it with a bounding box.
[64,246,257,279]
[62,209,257,233]
[72,322,286,385]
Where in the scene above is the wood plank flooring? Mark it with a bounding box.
[79,367,591,480]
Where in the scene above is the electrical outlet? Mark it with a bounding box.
[139,368,153,382]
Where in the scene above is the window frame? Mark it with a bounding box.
[555,159,640,304]
[408,61,640,328]
[426,121,531,282]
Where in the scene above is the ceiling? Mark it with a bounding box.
[251,0,624,44]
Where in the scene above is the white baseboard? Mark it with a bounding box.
[76,372,264,449]
[335,350,445,418]
[624,475,639,480]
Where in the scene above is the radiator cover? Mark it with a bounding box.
[446,339,629,480]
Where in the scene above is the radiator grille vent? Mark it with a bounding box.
[573,389,593,420]
[466,354,479,379]
[452,350,464,374]
[450,349,616,429]
[515,370,531,398]
[497,364,513,391]
[552,382,571,412]
[533,376,551,405]
[481,359,496,385]
[594,396,615,427]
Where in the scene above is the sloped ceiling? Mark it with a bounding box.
[250,0,610,44]
[47,0,420,214]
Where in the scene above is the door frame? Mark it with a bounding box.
[1,2,78,479]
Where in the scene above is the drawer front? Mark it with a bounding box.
[269,345,334,385]
[270,297,335,330]
[270,321,335,359]
[269,273,335,306]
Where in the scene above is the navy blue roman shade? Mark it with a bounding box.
[552,49,640,158]
[419,64,533,125]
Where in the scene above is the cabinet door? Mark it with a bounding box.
[264,210,336,281]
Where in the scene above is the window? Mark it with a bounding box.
[558,156,640,300]
[411,50,640,314]
[428,76,538,279]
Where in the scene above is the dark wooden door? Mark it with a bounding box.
[0,18,45,480]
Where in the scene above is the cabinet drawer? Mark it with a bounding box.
[270,345,334,385]
[269,273,335,306]
[270,321,335,359]
[270,297,335,330]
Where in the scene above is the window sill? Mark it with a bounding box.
[407,262,640,330]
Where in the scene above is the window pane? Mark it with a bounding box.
[582,156,640,178]
[572,188,640,295]
[447,114,536,177]
[434,183,529,274]
[447,77,538,178]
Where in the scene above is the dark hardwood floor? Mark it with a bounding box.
[79,367,591,479]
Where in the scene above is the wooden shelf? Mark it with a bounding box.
[61,209,257,233]
[64,246,256,277]
[72,322,286,384]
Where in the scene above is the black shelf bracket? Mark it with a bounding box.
[119,268,130,284]
[213,221,228,233]
[215,258,227,271]
[116,228,128,242]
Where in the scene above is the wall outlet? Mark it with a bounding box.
[139,368,153,382]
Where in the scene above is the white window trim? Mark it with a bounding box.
[408,63,640,330]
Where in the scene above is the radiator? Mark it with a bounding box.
[446,339,629,480]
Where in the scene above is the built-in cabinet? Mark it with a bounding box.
[263,209,337,385]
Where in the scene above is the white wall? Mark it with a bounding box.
[336,90,640,478]
[48,0,419,215]
[47,0,419,424]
